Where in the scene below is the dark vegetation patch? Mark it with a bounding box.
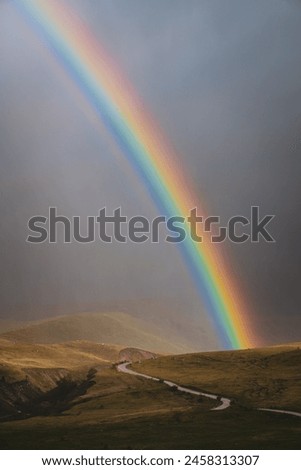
[0,368,97,421]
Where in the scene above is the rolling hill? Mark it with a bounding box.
[0,311,189,354]
[0,320,29,334]
[1,342,301,449]
[134,342,301,410]
[0,339,122,385]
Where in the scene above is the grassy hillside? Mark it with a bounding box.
[0,341,301,449]
[0,366,300,450]
[133,343,301,410]
[0,312,188,354]
[0,320,29,334]
[0,339,121,386]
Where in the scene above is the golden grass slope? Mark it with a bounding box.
[0,339,121,387]
[133,342,301,410]
[1,361,301,450]
[1,342,301,449]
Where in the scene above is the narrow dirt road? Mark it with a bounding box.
[117,362,231,411]
[117,362,301,417]
[258,407,301,418]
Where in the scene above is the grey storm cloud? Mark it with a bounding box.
[0,0,300,346]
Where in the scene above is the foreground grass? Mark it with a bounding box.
[0,403,300,449]
[1,343,301,449]
[0,367,300,449]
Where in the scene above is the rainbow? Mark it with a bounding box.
[14,0,256,349]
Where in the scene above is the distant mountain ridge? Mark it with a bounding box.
[0,311,192,354]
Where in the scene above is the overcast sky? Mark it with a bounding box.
[0,0,300,348]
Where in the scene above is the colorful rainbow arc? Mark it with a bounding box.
[15,0,256,349]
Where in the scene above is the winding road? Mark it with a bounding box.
[117,362,301,417]
[258,407,301,418]
[117,362,231,411]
